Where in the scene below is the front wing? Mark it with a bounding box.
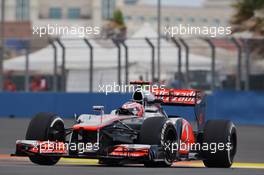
[13,140,166,162]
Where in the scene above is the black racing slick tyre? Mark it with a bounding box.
[26,112,65,165]
[139,117,177,167]
[202,120,237,168]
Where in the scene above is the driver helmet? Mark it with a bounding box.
[121,101,144,117]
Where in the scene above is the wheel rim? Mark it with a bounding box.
[163,127,177,163]
[228,132,237,163]
[48,118,65,141]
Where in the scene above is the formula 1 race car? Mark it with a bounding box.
[13,81,237,167]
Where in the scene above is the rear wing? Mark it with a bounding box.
[130,81,206,131]
[129,81,204,106]
[151,88,204,106]
[152,88,206,131]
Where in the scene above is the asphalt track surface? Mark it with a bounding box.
[0,118,264,175]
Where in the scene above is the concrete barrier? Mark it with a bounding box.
[0,91,263,124]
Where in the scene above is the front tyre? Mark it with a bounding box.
[202,120,237,168]
[139,117,177,167]
[26,112,65,165]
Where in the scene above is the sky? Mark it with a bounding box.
[143,0,205,7]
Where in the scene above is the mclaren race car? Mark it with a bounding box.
[13,81,237,167]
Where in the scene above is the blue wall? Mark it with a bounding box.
[206,91,264,124]
[0,91,263,125]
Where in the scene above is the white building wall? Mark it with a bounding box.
[1,0,235,36]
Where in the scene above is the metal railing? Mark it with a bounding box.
[1,37,263,92]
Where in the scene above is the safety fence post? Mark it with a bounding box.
[49,39,58,92]
[202,38,216,91]
[112,39,121,85]
[56,38,66,92]
[231,38,242,91]
[171,37,183,88]
[25,41,30,92]
[84,38,94,92]
[179,38,190,88]
[121,41,129,85]
[244,39,251,91]
[145,38,155,82]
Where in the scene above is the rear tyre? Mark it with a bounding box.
[26,112,65,165]
[202,120,237,168]
[139,117,177,167]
